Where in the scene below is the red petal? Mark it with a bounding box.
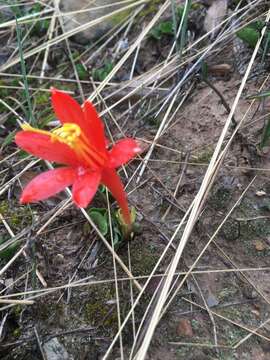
[51,89,84,127]
[82,100,107,153]
[108,138,141,168]
[72,170,101,208]
[15,131,79,167]
[20,167,76,203]
[101,168,131,224]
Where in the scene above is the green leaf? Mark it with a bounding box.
[76,64,88,80]
[104,62,113,73]
[1,130,16,149]
[246,90,270,100]
[113,226,122,247]
[92,62,113,82]
[249,20,264,32]
[89,210,108,236]
[236,26,260,48]
[116,206,136,239]
[99,185,106,193]
[201,61,209,80]
[260,117,270,149]
[149,27,162,40]
[177,5,185,18]
[35,92,50,105]
[150,20,175,40]
[159,21,174,35]
[262,32,270,62]
[0,237,20,260]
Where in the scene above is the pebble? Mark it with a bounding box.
[176,319,193,337]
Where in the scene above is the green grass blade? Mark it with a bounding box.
[15,17,36,125]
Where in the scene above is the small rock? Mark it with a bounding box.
[43,338,73,360]
[254,239,266,251]
[4,278,14,288]
[242,285,258,300]
[176,319,193,337]
[251,309,260,318]
[256,190,266,197]
[206,293,219,307]
[60,0,131,44]
[204,0,228,37]
[54,254,65,266]
[117,38,129,51]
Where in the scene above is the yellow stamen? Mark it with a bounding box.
[21,123,51,136]
[21,122,106,167]
[52,123,81,148]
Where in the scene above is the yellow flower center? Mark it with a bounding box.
[21,123,106,167]
[52,123,81,148]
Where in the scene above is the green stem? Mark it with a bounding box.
[15,17,36,125]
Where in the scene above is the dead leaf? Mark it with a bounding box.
[208,63,232,77]
[204,0,228,37]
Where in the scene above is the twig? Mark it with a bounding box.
[203,77,237,128]
[162,152,190,221]
[0,299,34,305]
[191,275,219,354]
[34,327,46,360]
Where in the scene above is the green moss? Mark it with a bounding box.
[0,80,9,97]
[225,326,248,346]
[0,201,9,214]
[13,305,23,318]
[239,217,270,247]
[218,287,238,302]
[0,201,32,229]
[209,187,232,211]
[221,219,240,241]
[139,0,162,18]
[34,92,50,105]
[110,0,162,24]
[220,305,254,324]
[129,243,159,275]
[84,284,118,333]
[35,302,65,321]
[12,328,21,338]
[111,8,133,25]
[192,146,214,164]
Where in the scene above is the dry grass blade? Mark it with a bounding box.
[134,9,270,360]
[88,0,171,102]
[0,0,148,72]
[0,299,34,305]
[106,190,124,359]
[0,265,268,301]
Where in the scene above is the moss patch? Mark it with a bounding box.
[83,284,119,333]
[128,241,160,276]
[0,200,32,230]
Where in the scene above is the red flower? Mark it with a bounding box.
[15,89,141,224]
